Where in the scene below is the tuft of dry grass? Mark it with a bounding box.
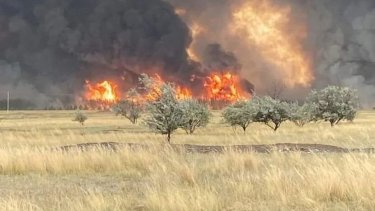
[0,110,374,210]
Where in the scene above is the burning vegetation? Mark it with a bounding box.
[83,72,251,109]
[84,80,120,109]
[203,72,249,102]
[85,81,119,103]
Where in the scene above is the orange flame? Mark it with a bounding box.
[232,0,313,87]
[85,80,119,102]
[176,86,192,100]
[83,73,250,108]
[143,74,192,101]
[204,72,248,102]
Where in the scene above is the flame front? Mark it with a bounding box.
[232,0,313,87]
[85,80,119,102]
[144,74,192,101]
[204,72,248,102]
[83,72,250,109]
[176,86,192,100]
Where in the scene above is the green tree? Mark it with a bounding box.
[144,84,184,143]
[179,99,211,134]
[223,101,255,133]
[251,96,290,131]
[289,102,315,127]
[113,89,142,124]
[307,86,359,126]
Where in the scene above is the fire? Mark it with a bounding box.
[143,74,192,101]
[142,73,247,103]
[176,86,192,100]
[204,72,248,102]
[232,0,313,87]
[83,73,249,109]
[85,80,119,102]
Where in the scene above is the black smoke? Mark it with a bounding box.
[305,0,375,106]
[3,0,374,107]
[0,0,196,107]
[202,43,241,72]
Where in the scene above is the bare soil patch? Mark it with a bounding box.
[56,142,375,153]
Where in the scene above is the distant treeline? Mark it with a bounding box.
[45,105,91,110]
[0,99,35,110]
[0,99,90,110]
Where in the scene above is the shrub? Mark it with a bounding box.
[179,99,211,134]
[251,96,290,131]
[73,110,88,126]
[113,100,142,124]
[223,101,255,132]
[223,97,292,132]
[113,89,142,124]
[289,102,315,127]
[307,86,359,126]
[144,84,184,143]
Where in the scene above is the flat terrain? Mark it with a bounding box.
[0,110,375,210]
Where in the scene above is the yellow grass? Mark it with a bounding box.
[0,110,374,210]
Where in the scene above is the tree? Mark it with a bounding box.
[113,100,142,124]
[289,102,316,127]
[179,99,211,134]
[113,89,142,124]
[251,96,290,131]
[138,73,163,101]
[223,101,255,133]
[306,86,359,126]
[144,84,184,143]
[73,110,88,126]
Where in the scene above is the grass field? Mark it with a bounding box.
[0,110,375,210]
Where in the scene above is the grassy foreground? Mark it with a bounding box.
[0,110,374,210]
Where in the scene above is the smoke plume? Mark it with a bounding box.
[1,0,375,107]
[202,43,241,72]
[0,0,195,107]
[167,0,375,106]
[306,0,375,107]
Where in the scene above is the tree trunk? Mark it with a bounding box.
[189,125,195,134]
[167,132,171,144]
[274,123,280,131]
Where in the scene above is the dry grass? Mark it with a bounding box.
[0,110,374,210]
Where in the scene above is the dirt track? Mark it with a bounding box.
[56,142,375,154]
